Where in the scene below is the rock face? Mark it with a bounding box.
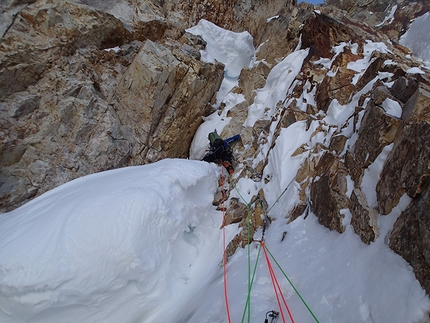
[0,0,224,211]
[310,152,348,234]
[377,85,430,214]
[114,39,224,163]
[1,0,430,298]
[390,182,430,296]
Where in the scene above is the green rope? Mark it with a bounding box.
[228,176,249,207]
[225,175,253,323]
[227,174,318,322]
[240,243,262,323]
[266,176,296,214]
[265,245,320,323]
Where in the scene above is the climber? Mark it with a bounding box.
[202,130,239,175]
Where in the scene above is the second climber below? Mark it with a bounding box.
[202,130,240,175]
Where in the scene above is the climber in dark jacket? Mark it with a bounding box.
[202,130,239,175]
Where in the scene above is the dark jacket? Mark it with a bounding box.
[202,131,234,174]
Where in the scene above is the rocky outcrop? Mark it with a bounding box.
[225,189,269,258]
[350,188,379,244]
[114,39,224,163]
[310,151,348,234]
[1,0,430,298]
[377,85,430,215]
[0,0,297,212]
[0,0,224,211]
[347,87,402,184]
[390,182,430,295]
[324,0,430,42]
[217,0,430,295]
[0,1,136,100]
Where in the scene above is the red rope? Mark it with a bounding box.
[262,242,295,323]
[270,258,295,323]
[220,167,295,323]
[221,170,232,323]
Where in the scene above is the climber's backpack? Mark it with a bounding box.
[208,131,225,149]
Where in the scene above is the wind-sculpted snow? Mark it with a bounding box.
[0,159,223,323]
[186,19,255,78]
[245,49,310,128]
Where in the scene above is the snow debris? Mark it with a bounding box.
[406,67,425,74]
[381,98,402,118]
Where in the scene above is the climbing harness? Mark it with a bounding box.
[221,159,234,175]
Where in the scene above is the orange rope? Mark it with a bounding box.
[262,242,295,323]
[221,169,232,323]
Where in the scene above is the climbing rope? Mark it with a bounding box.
[223,171,320,323]
[240,244,262,323]
[265,246,320,323]
[221,168,232,323]
[262,241,295,323]
[266,176,296,214]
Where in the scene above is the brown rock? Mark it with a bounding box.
[310,151,349,233]
[390,76,419,104]
[325,0,430,43]
[225,189,269,257]
[288,201,308,223]
[348,94,402,183]
[389,183,430,295]
[315,47,360,113]
[377,121,430,215]
[238,62,271,104]
[301,13,361,60]
[329,134,347,153]
[0,29,224,212]
[401,83,430,122]
[252,4,311,66]
[372,85,395,106]
[0,0,138,100]
[223,101,248,140]
[350,188,379,244]
[377,86,430,215]
[355,54,391,93]
[224,197,248,226]
[279,105,309,129]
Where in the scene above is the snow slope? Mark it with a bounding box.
[1,17,430,323]
[0,160,225,323]
[1,157,428,323]
[400,12,430,65]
